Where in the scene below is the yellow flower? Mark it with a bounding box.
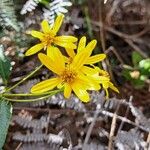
[88,67,119,99]
[47,36,106,75]
[101,80,119,99]
[25,14,78,56]
[63,36,106,64]
[31,48,100,102]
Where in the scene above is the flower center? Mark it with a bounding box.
[61,68,77,83]
[42,34,54,47]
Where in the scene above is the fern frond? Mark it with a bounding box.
[13,131,46,142]
[43,0,72,24]
[13,130,64,145]
[0,0,20,31]
[81,142,106,150]
[128,101,145,120]
[47,133,64,144]
[115,128,146,149]
[128,101,150,131]
[20,0,41,15]
[21,142,63,150]
[31,93,86,112]
[21,0,72,25]
[13,115,50,129]
[20,142,53,150]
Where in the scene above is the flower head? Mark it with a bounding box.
[25,14,78,56]
[63,36,106,65]
[31,48,100,102]
[47,36,106,75]
[89,67,119,98]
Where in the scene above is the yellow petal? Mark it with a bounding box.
[95,76,110,83]
[63,56,70,63]
[25,43,44,56]
[109,82,119,93]
[72,82,90,103]
[65,48,75,58]
[31,30,44,40]
[71,40,97,65]
[48,46,65,68]
[77,36,86,53]
[81,66,98,75]
[94,66,101,72]
[85,39,97,55]
[31,78,61,93]
[47,45,53,58]
[93,66,109,77]
[86,54,106,64]
[102,77,110,82]
[46,46,64,67]
[78,74,100,90]
[64,83,72,99]
[38,53,64,75]
[41,20,51,33]
[57,82,64,89]
[72,78,88,90]
[52,14,64,34]
[54,40,77,49]
[71,51,90,71]
[55,36,78,42]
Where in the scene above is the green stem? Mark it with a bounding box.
[2,90,61,97]
[5,64,43,92]
[2,90,60,102]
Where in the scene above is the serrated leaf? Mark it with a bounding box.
[132,51,143,67]
[0,45,12,85]
[0,99,12,149]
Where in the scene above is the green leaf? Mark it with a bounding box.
[40,0,49,5]
[140,67,150,76]
[140,75,148,81]
[139,59,150,71]
[0,98,12,149]
[0,45,12,85]
[132,51,143,67]
[122,69,132,80]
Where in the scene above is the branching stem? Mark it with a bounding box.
[2,90,61,102]
[5,64,43,93]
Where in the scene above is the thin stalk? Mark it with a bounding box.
[5,64,43,92]
[2,91,60,102]
[2,90,61,97]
